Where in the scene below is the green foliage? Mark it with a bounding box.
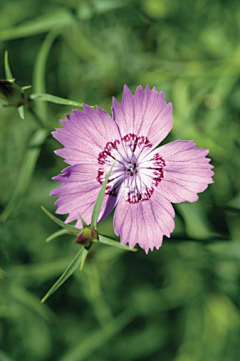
[4,51,14,81]
[30,92,85,107]
[41,246,89,303]
[40,162,135,303]
[91,160,116,230]
[0,0,240,360]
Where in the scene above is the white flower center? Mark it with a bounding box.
[97,133,165,203]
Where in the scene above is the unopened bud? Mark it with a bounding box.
[0,80,30,108]
[75,227,98,247]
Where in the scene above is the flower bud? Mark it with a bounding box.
[75,227,98,248]
[0,80,30,108]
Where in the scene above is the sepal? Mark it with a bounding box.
[41,160,137,302]
[30,93,87,108]
[75,227,98,248]
[41,206,79,234]
[0,52,30,115]
[99,235,137,252]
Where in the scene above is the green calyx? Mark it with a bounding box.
[75,227,99,248]
[0,79,30,109]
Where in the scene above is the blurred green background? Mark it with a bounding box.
[1,0,240,360]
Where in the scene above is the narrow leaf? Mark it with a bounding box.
[4,51,14,81]
[18,105,25,119]
[99,235,137,252]
[46,228,70,242]
[80,248,89,270]
[0,129,47,222]
[41,206,79,233]
[33,29,60,121]
[9,284,54,321]
[21,85,32,91]
[91,160,116,230]
[78,214,88,228]
[10,259,71,282]
[215,204,240,214]
[0,10,72,41]
[30,93,85,108]
[41,247,86,303]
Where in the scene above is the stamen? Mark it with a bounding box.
[97,134,165,203]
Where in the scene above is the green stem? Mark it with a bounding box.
[28,106,46,129]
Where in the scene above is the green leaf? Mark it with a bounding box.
[9,259,71,283]
[21,85,32,91]
[30,93,86,108]
[215,204,240,214]
[18,105,25,119]
[41,206,79,233]
[33,29,60,121]
[99,235,137,252]
[4,51,14,81]
[79,247,89,270]
[91,160,116,230]
[202,201,240,215]
[46,228,71,242]
[78,214,88,228]
[0,9,72,41]
[41,247,87,303]
[176,202,213,239]
[9,284,54,321]
[0,129,48,222]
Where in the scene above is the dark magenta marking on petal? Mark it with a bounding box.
[150,153,166,186]
[97,169,104,183]
[121,133,152,151]
[96,134,166,203]
[98,140,120,165]
[127,187,154,203]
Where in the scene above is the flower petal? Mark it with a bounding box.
[50,164,117,228]
[52,105,120,166]
[156,140,214,203]
[112,85,173,148]
[113,191,175,253]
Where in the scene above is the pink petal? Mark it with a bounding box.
[52,105,120,166]
[155,140,214,203]
[113,191,175,253]
[112,85,173,148]
[50,164,117,228]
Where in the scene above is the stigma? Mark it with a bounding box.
[97,133,166,203]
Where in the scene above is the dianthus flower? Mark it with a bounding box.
[50,85,214,252]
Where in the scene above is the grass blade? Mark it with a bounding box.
[0,10,72,41]
[99,235,137,252]
[33,29,60,121]
[215,204,240,214]
[46,228,70,242]
[0,129,47,222]
[41,247,87,303]
[4,51,14,81]
[41,206,79,233]
[79,248,89,270]
[91,161,116,230]
[30,93,85,108]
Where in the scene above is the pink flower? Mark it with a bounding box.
[50,85,214,253]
